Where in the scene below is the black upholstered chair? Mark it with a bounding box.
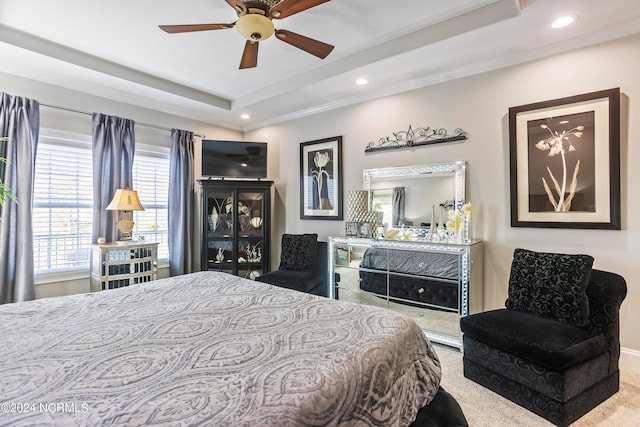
[409,387,469,427]
[255,234,328,297]
[460,249,627,426]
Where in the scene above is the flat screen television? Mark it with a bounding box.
[201,140,267,179]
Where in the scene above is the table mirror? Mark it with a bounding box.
[363,161,466,228]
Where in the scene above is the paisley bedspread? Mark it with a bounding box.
[0,272,441,426]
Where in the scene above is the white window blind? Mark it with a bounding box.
[33,140,93,272]
[132,153,169,259]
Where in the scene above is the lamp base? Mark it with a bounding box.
[116,216,135,243]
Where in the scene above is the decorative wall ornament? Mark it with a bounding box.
[364,125,467,153]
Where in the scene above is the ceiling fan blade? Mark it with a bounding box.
[225,0,246,14]
[275,29,334,59]
[159,23,235,34]
[269,0,330,19]
[239,41,259,69]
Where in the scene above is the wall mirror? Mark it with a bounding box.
[363,162,466,227]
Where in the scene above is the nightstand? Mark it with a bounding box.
[90,242,158,292]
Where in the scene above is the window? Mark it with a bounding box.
[370,189,393,227]
[33,136,93,272]
[33,132,170,275]
[132,149,169,260]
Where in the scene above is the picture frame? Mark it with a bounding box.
[345,221,358,237]
[356,222,372,238]
[508,88,621,229]
[300,136,343,220]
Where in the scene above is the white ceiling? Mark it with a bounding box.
[1,0,639,131]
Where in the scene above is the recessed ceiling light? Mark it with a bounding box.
[551,15,576,29]
[241,113,251,119]
[241,163,248,167]
[356,78,368,86]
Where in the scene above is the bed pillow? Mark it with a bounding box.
[505,248,594,326]
[279,234,318,272]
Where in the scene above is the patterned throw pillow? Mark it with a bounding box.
[279,234,318,272]
[506,248,594,326]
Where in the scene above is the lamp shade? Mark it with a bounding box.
[347,190,369,222]
[235,13,275,41]
[106,189,145,211]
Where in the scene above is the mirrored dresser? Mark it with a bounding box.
[329,237,483,349]
[332,160,481,349]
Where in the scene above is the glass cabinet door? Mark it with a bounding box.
[199,180,272,279]
[237,190,265,277]
[237,239,264,279]
[237,191,264,239]
[205,190,234,273]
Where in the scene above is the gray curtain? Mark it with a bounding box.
[0,92,39,304]
[91,113,135,243]
[168,129,194,276]
[392,186,405,226]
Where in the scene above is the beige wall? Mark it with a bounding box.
[245,34,640,359]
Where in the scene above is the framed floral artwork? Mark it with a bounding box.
[300,136,343,220]
[509,88,621,229]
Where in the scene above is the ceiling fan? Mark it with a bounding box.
[226,146,264,163]
[159,0,334,69]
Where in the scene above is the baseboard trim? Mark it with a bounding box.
[620,347,640,375]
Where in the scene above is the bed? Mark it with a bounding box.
[0,272,443,426]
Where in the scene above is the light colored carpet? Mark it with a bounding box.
[434,344,640,426]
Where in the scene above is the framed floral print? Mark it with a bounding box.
[508,88,621,229]
[300,136,343,220]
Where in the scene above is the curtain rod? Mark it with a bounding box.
[40,103,205,138]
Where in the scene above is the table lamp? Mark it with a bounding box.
[106,188,145,243]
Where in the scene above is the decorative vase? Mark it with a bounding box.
[426,205,443,242]
[464,213,473,243]
[462,202,472,243]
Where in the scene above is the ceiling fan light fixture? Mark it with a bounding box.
[236,14,275,41]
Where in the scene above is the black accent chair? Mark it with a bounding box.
[460,249,627,426]
[255,234,328,297]
[410,387,469,427]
